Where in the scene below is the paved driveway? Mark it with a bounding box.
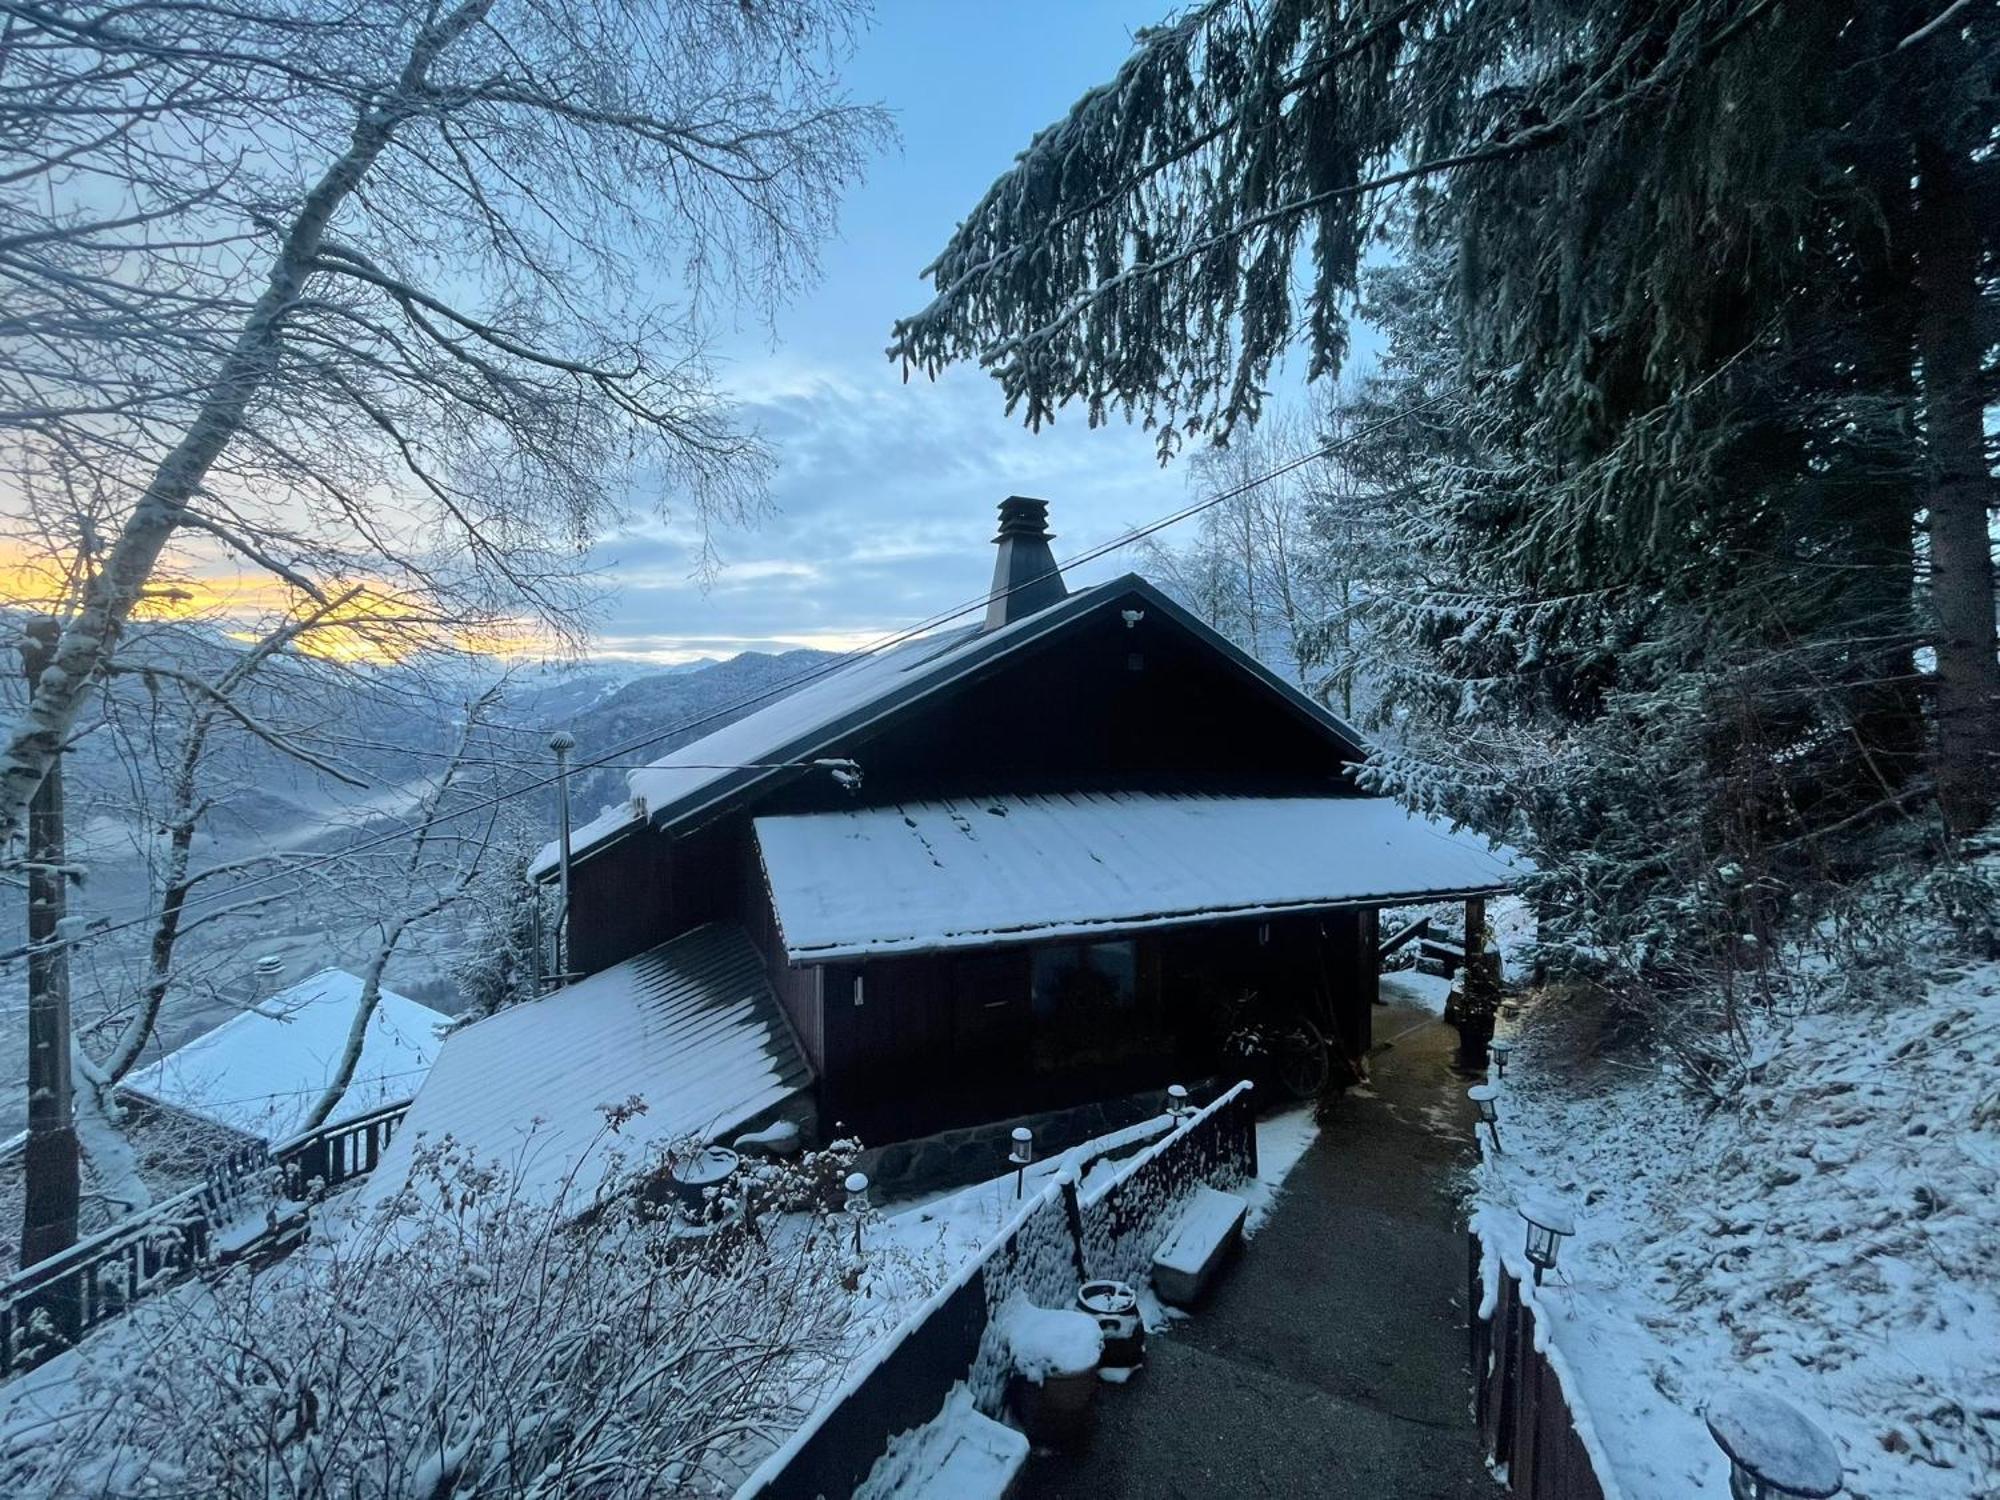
[1021,1004,1498,1498]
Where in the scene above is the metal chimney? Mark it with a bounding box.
[253,955,285,998]
[984,496,1067,630]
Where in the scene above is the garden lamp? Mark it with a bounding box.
[1704,1387,1843,1500]
[1467,1084,1501,1152]
[1009,1126,1034,1199]
[1520,1198,1574,1286]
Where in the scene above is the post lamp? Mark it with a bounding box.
[1009,1126,1034,1199]
[1166,1083,1192,1124]
[1467,1084,1501,1152]
[843,1171,870,1255]
[1520,1198,1574,1286]
[1488,1037,1514,1080]
[1704,1387,1843,1500]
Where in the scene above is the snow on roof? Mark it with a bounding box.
[754,792,1521,961]
[355,924,811,1216]
[528,614,998,879]
[528,575,1372,879]
[119,970,448,1145]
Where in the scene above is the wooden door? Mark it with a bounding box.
[951,951,1029,1115]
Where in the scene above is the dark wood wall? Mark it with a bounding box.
[817,910,1381,1143]
[566,814,825,1073]
[755,607,1359,821]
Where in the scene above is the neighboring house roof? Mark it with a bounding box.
[119,969,448,1145]
[753,791,1521,962]
[355,924,811,1216]
[530,575,1370,878]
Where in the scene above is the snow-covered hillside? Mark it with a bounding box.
[1472,908,2000,1498]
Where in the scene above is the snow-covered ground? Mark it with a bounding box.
[0,1102,1324,1495]
[1471,948,2000,1499]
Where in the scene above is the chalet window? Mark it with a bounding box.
[1031,941,1137,1016]
[1030,941,1147,1074]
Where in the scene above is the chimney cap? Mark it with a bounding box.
[993,495,1053,540]
[985,496,1066,629]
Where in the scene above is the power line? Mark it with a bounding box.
[3,395,1441,968]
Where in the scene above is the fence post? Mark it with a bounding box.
[1061,1176,1088,1283]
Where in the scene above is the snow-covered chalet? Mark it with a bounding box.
[396,498,1514,1192]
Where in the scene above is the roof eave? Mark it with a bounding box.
[778,879,1516,965]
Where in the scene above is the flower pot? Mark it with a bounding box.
[1010,1366,1100,1446]
[666,1145,738,1219]
[1077,1280,1144,1368]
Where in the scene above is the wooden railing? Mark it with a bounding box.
[274,1100,409,1199]
[1379,915,1431,960]
[0,1101,412,1381]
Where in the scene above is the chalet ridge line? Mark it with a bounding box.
[531,566,1373,879]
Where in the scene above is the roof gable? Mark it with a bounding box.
[536,575,1370,876]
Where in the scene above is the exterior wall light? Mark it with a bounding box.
[843,1171,870,1254]
[1704,1387,1843,1500]
[1520,1198,1574,1286]
[1009,1126,1034,1199]
[1467,1084,1501,1152]
[1488,1037,1514,1079]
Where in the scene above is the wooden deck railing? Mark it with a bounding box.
[274,1099,409,1199]
[0,1100,412,1380]
[1379,915,1431,960]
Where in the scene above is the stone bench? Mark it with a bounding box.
[1151,1184,1249,1306]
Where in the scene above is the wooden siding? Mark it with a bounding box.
[749,607,1357,823]
[739,824,823,1073]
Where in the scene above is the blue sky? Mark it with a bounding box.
[585,2,1332,663]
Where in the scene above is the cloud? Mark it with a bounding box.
[583,355,1185,661]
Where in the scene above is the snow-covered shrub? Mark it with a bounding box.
[0,1130,864,1498]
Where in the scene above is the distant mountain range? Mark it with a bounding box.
[0,630,843,1136]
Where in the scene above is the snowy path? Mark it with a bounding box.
[1019,1003,1496,1498]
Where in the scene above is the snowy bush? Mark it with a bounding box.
[0,1130,868,1498]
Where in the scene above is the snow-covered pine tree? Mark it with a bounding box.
[1337,223,1934,980]
[452,850,546,1020]
[892,0,1995,844]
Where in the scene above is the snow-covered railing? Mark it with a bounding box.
[0,1101,414,1381]
[1469,1231,1616,1500]
[1379,914,1432,960]
[735,1081,1258,1500]
[0,1182,210,1377]
[273,1098,411,1199]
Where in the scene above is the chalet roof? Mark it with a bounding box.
[354,924,810,1215]
[530,575,1369,878]
[119,969,448,1145]
[753,791,1520,962]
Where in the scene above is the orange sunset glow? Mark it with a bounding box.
[0,541,545,665]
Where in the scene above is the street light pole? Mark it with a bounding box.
[18,618,79,1306]
[548,730,576,986]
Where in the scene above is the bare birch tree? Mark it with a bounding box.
[0,0,889,858]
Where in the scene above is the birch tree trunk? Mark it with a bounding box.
[0,0,494,857]
[1915,138,2000,836]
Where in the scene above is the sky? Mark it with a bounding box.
[584,1,1346,665]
